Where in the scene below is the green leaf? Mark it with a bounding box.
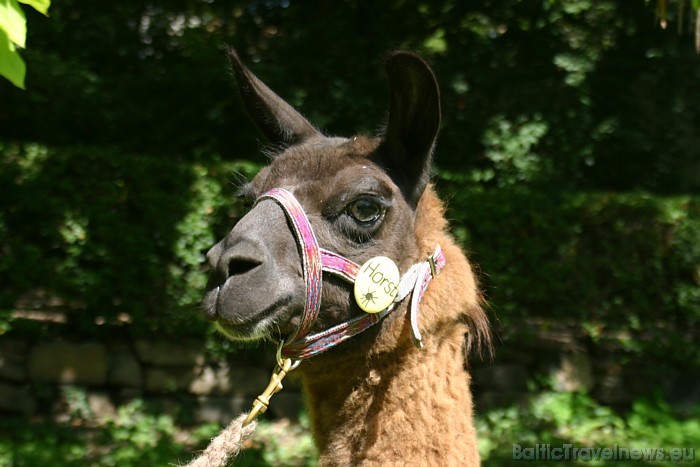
[18,0,49,16]
[693,0,700,12]
[0,0,26,47]
[0,26,25,88]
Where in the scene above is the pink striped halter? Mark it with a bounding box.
[256,188,445,362]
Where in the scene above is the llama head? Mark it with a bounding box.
[202,48,441,350]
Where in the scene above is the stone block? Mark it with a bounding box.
[473,364,528,391]
[552,352,594,392]
[0,338,28,382]
[666,371,700,408]
[0,338,28,362]
[134,340,204,366]
[475,390,529,410]
[269,392,305,420]
[88,391,116,421]
[594,366,628,405]
[0,359,26,382]
[0,382,36,415]
[144,367,195,393]
[108,351,143,388]
[189,364,232,396]
[194,395,247,425]
[28,342,107,385]
[226,366,271,396]
[189,363,271,397]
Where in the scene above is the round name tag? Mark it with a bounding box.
[354,256,400,313]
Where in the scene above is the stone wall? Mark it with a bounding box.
[470,320,700,411]
[1,322,698,424]
[0,335,303,424]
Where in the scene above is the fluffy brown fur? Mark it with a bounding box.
[299,186,490,466]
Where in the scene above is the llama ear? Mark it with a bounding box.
[376,52,441,207]
[227,47,320,146]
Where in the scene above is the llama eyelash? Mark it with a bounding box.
[334,216,381,244]
[234,183,257,207]
[228,170,251,191]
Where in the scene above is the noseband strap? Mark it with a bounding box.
[256,188,445,361]
[255,188,323,346]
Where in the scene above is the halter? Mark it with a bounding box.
[255,188,445,361]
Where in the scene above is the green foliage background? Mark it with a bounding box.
[0,0,699,463]
[2,0,698,361]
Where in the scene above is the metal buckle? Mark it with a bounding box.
[428,254,438,278]
[243,341,300,427]
[276,340,301,371]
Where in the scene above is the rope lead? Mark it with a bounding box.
[183,412,258,467]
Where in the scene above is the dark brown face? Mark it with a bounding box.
[201,48,441,346]
[202,137,418,342]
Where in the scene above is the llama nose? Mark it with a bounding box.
[206,241,224,270]
[215,240,267,284]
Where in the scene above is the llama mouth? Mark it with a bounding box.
[208,291,299,342]
[215,318,274,342]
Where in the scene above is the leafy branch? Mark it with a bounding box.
[0,0,50,89]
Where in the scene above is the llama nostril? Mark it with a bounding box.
[227,258,262,278]
[216,240,268,282]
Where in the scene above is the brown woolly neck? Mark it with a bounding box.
[298,187,487,466]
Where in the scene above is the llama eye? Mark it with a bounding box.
[347,197,383,224]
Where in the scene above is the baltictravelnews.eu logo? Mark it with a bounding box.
[512,444,695,462]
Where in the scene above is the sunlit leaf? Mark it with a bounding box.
[0,26,25,88]
[0,0,26,47]
[423,28,447,54]
[18,0,49,16]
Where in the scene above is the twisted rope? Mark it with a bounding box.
[183,413,258,467]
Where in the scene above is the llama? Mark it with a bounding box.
[201,48,491,466]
